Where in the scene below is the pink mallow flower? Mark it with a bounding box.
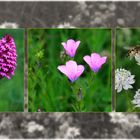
[61,39,80,57]
[57,60,84,82]
[83,53,107,73]
[0,34,17,79]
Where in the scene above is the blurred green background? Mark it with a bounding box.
[28,29,111,112]
[0,29,24,112]
[116,28,140,112]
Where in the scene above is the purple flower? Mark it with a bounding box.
[0,34,17,79]
[83,53,107,73]
[61,39,80,57]
[57,60,84,82]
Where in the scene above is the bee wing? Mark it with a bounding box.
[135,54,140,65]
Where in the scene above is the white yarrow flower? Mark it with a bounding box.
[132,89,140,107]
[115,68,135,93]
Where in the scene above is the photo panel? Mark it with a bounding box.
[0,29,24,112]
[116,28,140,112]
[28,28,112,112]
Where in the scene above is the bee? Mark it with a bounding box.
[127,45,140,57]
[126,45,140,65]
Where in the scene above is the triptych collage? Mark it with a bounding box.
[0,28,140,112]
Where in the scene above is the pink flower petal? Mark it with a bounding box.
[92,66,101,73]
[76,65,84,78]
[84,53,107,73]
[101,56,107,64]
[61,39,80,57]
[6,75,11,79]
[58,60,84,82]
[68,40,80,57]
[91,53,105,66]
[67,39,75,47]
[57,65,68,77]
[83,55,92,68]
[91,53,101,62]
[66,60,77,74]
[68,50,75,58]
[76,41,80,49]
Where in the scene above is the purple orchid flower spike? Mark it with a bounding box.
[83,53,107,73]
[57,60,84,82]
[61,39,80,57]
[0,34,17,79]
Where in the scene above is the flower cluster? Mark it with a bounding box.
[115,68,135,93]
[132,89,140,107]
[58,39,107,82]
[116,50,140,109]
[0,34,17,79]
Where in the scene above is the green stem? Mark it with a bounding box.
[69,81,84,112]
[88,71,95,88]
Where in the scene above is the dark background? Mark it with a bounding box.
[0,1,140,139]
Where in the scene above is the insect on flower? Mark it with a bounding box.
[126,45,140,65]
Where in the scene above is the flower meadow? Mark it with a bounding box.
[28,29,111,112]
[116,28,140,112]
[1,28,140,112]
[0,29,24,111]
